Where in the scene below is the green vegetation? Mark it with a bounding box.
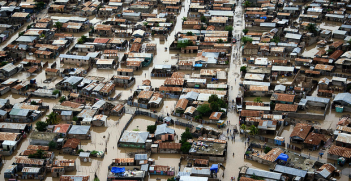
[19,31,25,36]
[249,125,258,135]
[167,177,176,181]
[326,8,331,12]
[194,115,202,121]
[271,36,280,43]
[36,121,48,131]
[243,29,249,34]
[77,149,84,154]
[27,25,32,30]
[180,128,193,153]
[177,39,194,48]
[186,31,193,36]
[31,101,37,105]
[35,2,45,11]
[241,36,253,44]
[49,141,56,149]
[200,25,206,30]
[52,89,60,95]
[94,178,100,181]
[240,124,246,131]
[200,16,207,22]
[197,104,212,116]
[143,22,148,26]
[251,173,265,180]
[46,112,60,125]
[176,110,184,114]
[217,39,224,43]
[244,1,251,7]
[91,150,99,155]
[306,23,318,34]
[208,94,227,111]
[327,49,334,54]
[182,17,187,21]
[59,96,66,103]
[77,35,87,44]
[40,34,45,38]
[240,66,247,72]
[54,22,63,30]
[147,125,157,134]
[73,116,78,122]
[224,26,233,32]
[264,146,272,154]
[133,128,140,131]
[0,61,8,67]
[28,149,45,159]
[254,97,262,103]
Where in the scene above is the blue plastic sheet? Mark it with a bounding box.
[111,167,125,173]
[210,164,218,173]
[276,153,288,161]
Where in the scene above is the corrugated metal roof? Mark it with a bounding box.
[274,165,307,177]
[246,168,282,180]
[120,131,149,143]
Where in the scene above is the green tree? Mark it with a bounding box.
[31,101,37,105]
[182,17,187,21]
[242,37,253,44]
[244,1,251,7]
[243,29,249,34]
[35,2,45,11]
[181,127,193,142]
[254,97,262,103]
[77,149,84,154]
[147,125,157,134]
[210,102,220,112]
[52,90,60,95]
[49,141,56,149]
[251,173,265,180]
[59,96,66,103]
[225,26,233,32]
[54,22,63,30]
[46,112,60,125]
[200,16,207,22]
[28,149,45,159]
[217,39,224,43]
[197,104,212,116]
[36,121,48,131]
[240,66,247,72]
[271,36,280,43]
[186,31,193,36]
[208,94,219,103]
[73,116,78,121]
[180,142,192,153]
[249,125,258,135]
[306,23,318,34]
[77,35,87,44]
[194,115,202,120]
[143,22,148,26]
[264,146,272,154]
[0,61,8,66]
[94,177,100,181]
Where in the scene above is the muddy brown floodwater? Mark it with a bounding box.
[1,0,350,181]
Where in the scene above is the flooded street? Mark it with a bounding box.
[1,0,351,180]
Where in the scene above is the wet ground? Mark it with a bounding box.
[1,0,351,181]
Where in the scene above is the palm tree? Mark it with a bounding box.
[254,97,262,103]
[46,112,60,125]
[249,125,258,135]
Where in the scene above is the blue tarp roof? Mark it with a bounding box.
[210,164,218,173]
[276,153,289,161]
[111,167,125,173]
[194,64,202,67]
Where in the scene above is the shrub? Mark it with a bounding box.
[36,121,48,131]
[147,125,157,134]
[264,146,272,154]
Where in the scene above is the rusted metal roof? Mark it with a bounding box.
[290,123,312,140]
[159,86,182,92]
[63,138,81,149]
[274,103,298,112]
[261,148,283,162]
[240,110,263,117]
[14,156,45,165]
[114,158,134,163]
[328,145,351,158]
[175,98,188,110]
[159,142,181,149]
[0,132,20,141]
[54,159,75,167]
[314,64,334,71]
[61,101,82,108]
[60,175,89,181]
[198,137,226,144]
[54,124,71,133]
[194,159,209,165]
[137,91,154,99]
[329,50,343,60]
[27,145,49,151]
[94,38,110,44]
[209,112,223,120]
[164,78,184,86]
[100,83,115,93]
[95,24,112,31]
[249,85,268,91]
[304,132,327,145]
[271,93,295,102]
[112,104,124,112]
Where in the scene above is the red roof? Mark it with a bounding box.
[53,124,71,133]
[93,38,110,44]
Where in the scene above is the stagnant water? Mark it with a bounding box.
[0,0,350,181]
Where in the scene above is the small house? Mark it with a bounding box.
[79,152,90,162]
[53,124,71,137]
[209,112,223,124]
[112,104,125,116]
[30,132,58,146]
[92,114,107,126]
[53,159,76,172]
[289,123,312,143]
[158,142,181,153]
[155,124,175,141]
[118,131,149,148]
[95,24,113,36]
[137,91,154,104]
[175,98,188,112]
[67,125,91,140]
[60,111,73,122]
[117,68,133,76]
[303,132,327,150]
[96,59,116,69]
[99,83,115,97]
[62,138,80,154]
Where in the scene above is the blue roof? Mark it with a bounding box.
[68,125,90,135]
[276,153,289,161]
[61,111,73,116]
[59,54,90,60]
[274,165,307,178]
[210,164,218,173]
[334,93,351,105]
[155,124,175,136]
[9,109,30,117]
[111,167,125,173]
[135,154,147,160]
